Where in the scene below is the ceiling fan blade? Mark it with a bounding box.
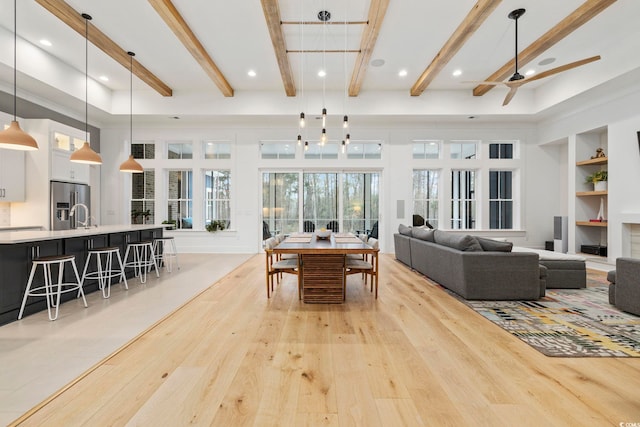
[462,80,507,85]
[524,55,601,84]
[502,86,519,106]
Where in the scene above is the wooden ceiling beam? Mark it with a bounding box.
[473,0,617,97]
[261,0,296,97]
[148,0,233,97]
[410,0,502,96]
[349,0,390,97]
[34,0,173,97]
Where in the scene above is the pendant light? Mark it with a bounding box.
[0,0,38,151]
[70,13,102,165]
[119,52,143,173]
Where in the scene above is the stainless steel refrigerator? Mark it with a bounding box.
[50,180,91,230]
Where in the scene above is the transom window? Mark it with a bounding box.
[261,142,296,159]
[450,141,478,159]
[346,142,382,159]
[204,141,231,159]
[489,142,514,159]
[413,140,441,159]
[304,142,339,160]
[167,142,193,159]
[132,141,155,159]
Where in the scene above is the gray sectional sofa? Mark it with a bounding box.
[608,257,640,316]
[394,225,546,300]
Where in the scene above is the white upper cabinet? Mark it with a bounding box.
[50,132,90,184]
[0,148,26,201]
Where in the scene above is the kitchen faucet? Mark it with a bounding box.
[70,203,90,228]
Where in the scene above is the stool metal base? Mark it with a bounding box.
[123,241,159,283]
[81,246,128,298]
[153,237,180,273]
[18,254,87,321]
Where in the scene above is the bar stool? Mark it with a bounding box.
[18,254,87,321]
[80,246,128,298]
[152,236,180,272]
[123,241,159,284]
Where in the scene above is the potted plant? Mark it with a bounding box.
[206,219,228,233]
[585,170,608,191]
[162,219,177,230]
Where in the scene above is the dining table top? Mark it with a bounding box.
[273,232,377,255]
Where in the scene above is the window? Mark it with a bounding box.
[262,172,299,235]
[304,142,339,159]
[131,170,155,224]
[450,141,478,159]
[303,173,338,230]
[131,141,155,159]
[167,170,193,229]
[490,170,513,229]
[346,142,382,159]
[413,140,441,159]
[167,142,193,159]
[451,170,476,229]
[342,173,380,234]
[204,141,231,159]
[204,170,231,228]
[489,142,514,159]
[413,170,439,228]
[261,142,296,159]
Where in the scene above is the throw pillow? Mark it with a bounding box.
[398,224,413,236]
[433,230,483,251]
[411,227,435,242]
[476,236,513,252]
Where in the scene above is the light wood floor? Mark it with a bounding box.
[11,254,640,426]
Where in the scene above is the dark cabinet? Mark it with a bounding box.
[0,239,63,325]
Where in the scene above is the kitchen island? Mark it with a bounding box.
[0,224,163,325]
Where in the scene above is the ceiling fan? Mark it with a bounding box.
[473,8,601,106]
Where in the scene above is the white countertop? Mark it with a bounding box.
[0,224,163,244]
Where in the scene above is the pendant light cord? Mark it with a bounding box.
[129,52,135,145]
[12,0,17,120]
[85,15,89,142]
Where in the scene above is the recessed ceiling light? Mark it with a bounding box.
[452,69,462,77]
[318,69,326,77]
[99,75,109,82]
[398,69,408,77]
[538,57,556,66]
[371,59,385,67]
[525,69,535,76]
[247,69,256,77]
[39,39,52,47]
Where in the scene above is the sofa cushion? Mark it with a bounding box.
[607,269,616,284]
[411,227,435,242]
[433,230,483,251]
[398,224,413,236]
[476,236,513,252]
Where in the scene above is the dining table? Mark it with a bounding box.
[273,232,378,303]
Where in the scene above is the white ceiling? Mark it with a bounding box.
[1,0,639,125]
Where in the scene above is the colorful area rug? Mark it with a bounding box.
[447,273,640,357]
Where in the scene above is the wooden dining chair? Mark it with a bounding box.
[345,237,379,298]
[264,237,302,299]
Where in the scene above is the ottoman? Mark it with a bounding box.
[512,247,586,289]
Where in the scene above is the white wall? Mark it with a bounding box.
[100,120,562,254]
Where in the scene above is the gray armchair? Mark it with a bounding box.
[608,257,640,316]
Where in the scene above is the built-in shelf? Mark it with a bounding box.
[576,157,608,166]
[576,190,608,197]
[576,221,608,228]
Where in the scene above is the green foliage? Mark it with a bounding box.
[206,220,227,233]
[585,170,608,184]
